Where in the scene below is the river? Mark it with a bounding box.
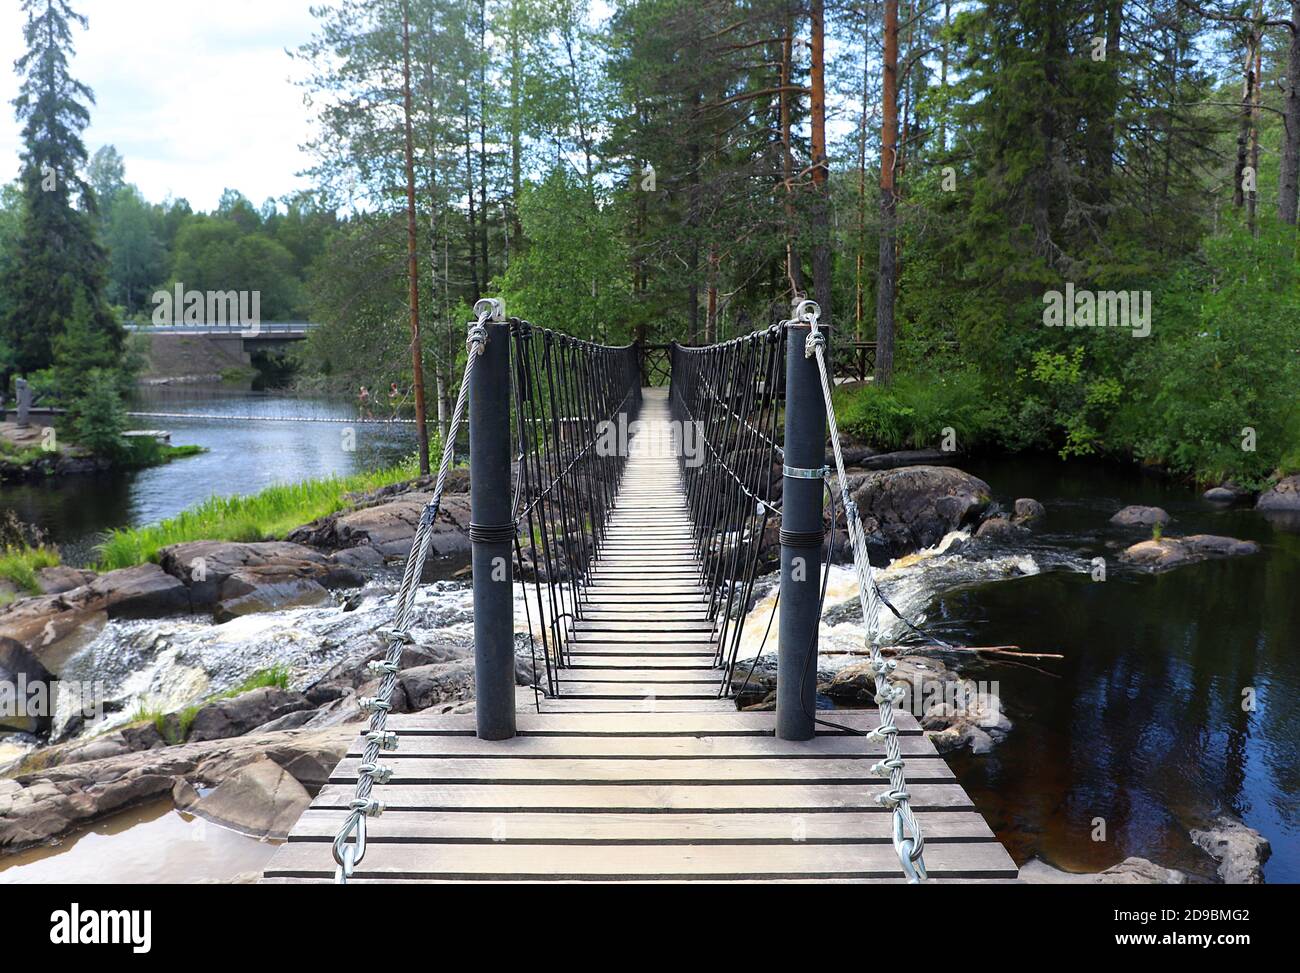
[1,388,1296,882]
[1,385,416,565]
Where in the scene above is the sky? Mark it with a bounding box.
[0,0,321,211]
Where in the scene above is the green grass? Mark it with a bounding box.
[0,438,51,465]
[0,544,61,594]
[95,458,421,570]
[129,665,297,744]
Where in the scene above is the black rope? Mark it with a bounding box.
[509,318,641,698]
[669,327,784,695]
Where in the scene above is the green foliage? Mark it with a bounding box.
[498,169,634,341]
[95,458,423,570]
[68,369,129,460]
[835,370,1005,452]
[0,0,122,376]
[0,512,59,595]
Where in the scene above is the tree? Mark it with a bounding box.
[1,0,121,376]
[875,0,899,386]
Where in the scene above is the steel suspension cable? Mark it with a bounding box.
[794,298,927,883]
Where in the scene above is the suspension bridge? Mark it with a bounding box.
[261,299,1017,884]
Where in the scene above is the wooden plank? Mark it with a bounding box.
[288,808,994,843]
[329,756,955,784]
[557,682,719,698]
[347,734,939,759]
[383,710,922,734]
[310,781,973,812]
[574,621,716,632]
[557,668,720,682]
[538,698,732,712]
[564,655,718,668]
[263,839,1015,881]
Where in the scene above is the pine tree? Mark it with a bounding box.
[1,0,121,377]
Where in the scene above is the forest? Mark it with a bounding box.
[1,0,1297,486]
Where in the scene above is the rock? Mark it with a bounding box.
[1191,815,1271,884]
[157,541,364,620]
[286,493,473,580]
[0,637,54,734]
[36,566,97,594]
[1256,474,1300,511]
[250,710,318,734]
[0,726,351,852]
[188,756,311,840]
[213,578,330,623]
[186,687,314,743]
[1120,534,1260,573]
[1012,498,1045,523]
[1203,487,1237,504]
[1019,856,1186,884]
[844,466,992,559]
[119,722,167,752]
[1110,505,1171,528]
[974,516,1030,543]
[844,448,961,471]
[0,563,189,661]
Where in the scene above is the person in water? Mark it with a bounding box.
[358,385,371,418]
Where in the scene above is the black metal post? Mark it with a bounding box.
[777,321,826,740]
[470,319,516,740]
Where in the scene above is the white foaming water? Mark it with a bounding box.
[732,530,1076,670]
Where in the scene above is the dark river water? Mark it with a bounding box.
[948,455,1299,882]
[1,386,416,565]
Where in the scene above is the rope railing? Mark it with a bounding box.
[670,301,927,884]
[669,329,785,695]
[510,320,641,698]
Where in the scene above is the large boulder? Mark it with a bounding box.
[1120,535,1260,573]
[0,638,54,734]
[287,493,472,580]
[157,540,364,620]
[1191,816,1271,884]
[845,466,992,560]
[1256,474,1300,511]
[1012,498,1046,524]
[186,687,314,743]
[974,516,1030,544]
[188,756,311,840]
[1110,505,1170,528]
[36,567,97,595]
[0,564,189,663]
[1,726,351,852]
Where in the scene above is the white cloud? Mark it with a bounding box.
[0,0,321,210]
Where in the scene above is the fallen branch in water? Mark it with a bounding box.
[823,644,1064,661]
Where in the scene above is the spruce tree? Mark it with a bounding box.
[1,0,121,378]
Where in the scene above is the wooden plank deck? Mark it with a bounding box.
[262,389,1017,883]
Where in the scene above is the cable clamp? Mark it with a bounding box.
[783,464,828,480]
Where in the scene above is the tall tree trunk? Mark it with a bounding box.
[508,0,523,256]
[478,0,490,281]
[1234,37,1256,210]
[875,0,899,387]
[855,30,869,341]
[1280,7,1300,224]
[401,0,430,474]
[810,0,832,330]
[1249,12,1262,235]
[465,106,480,296]
[780,7,805,296]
